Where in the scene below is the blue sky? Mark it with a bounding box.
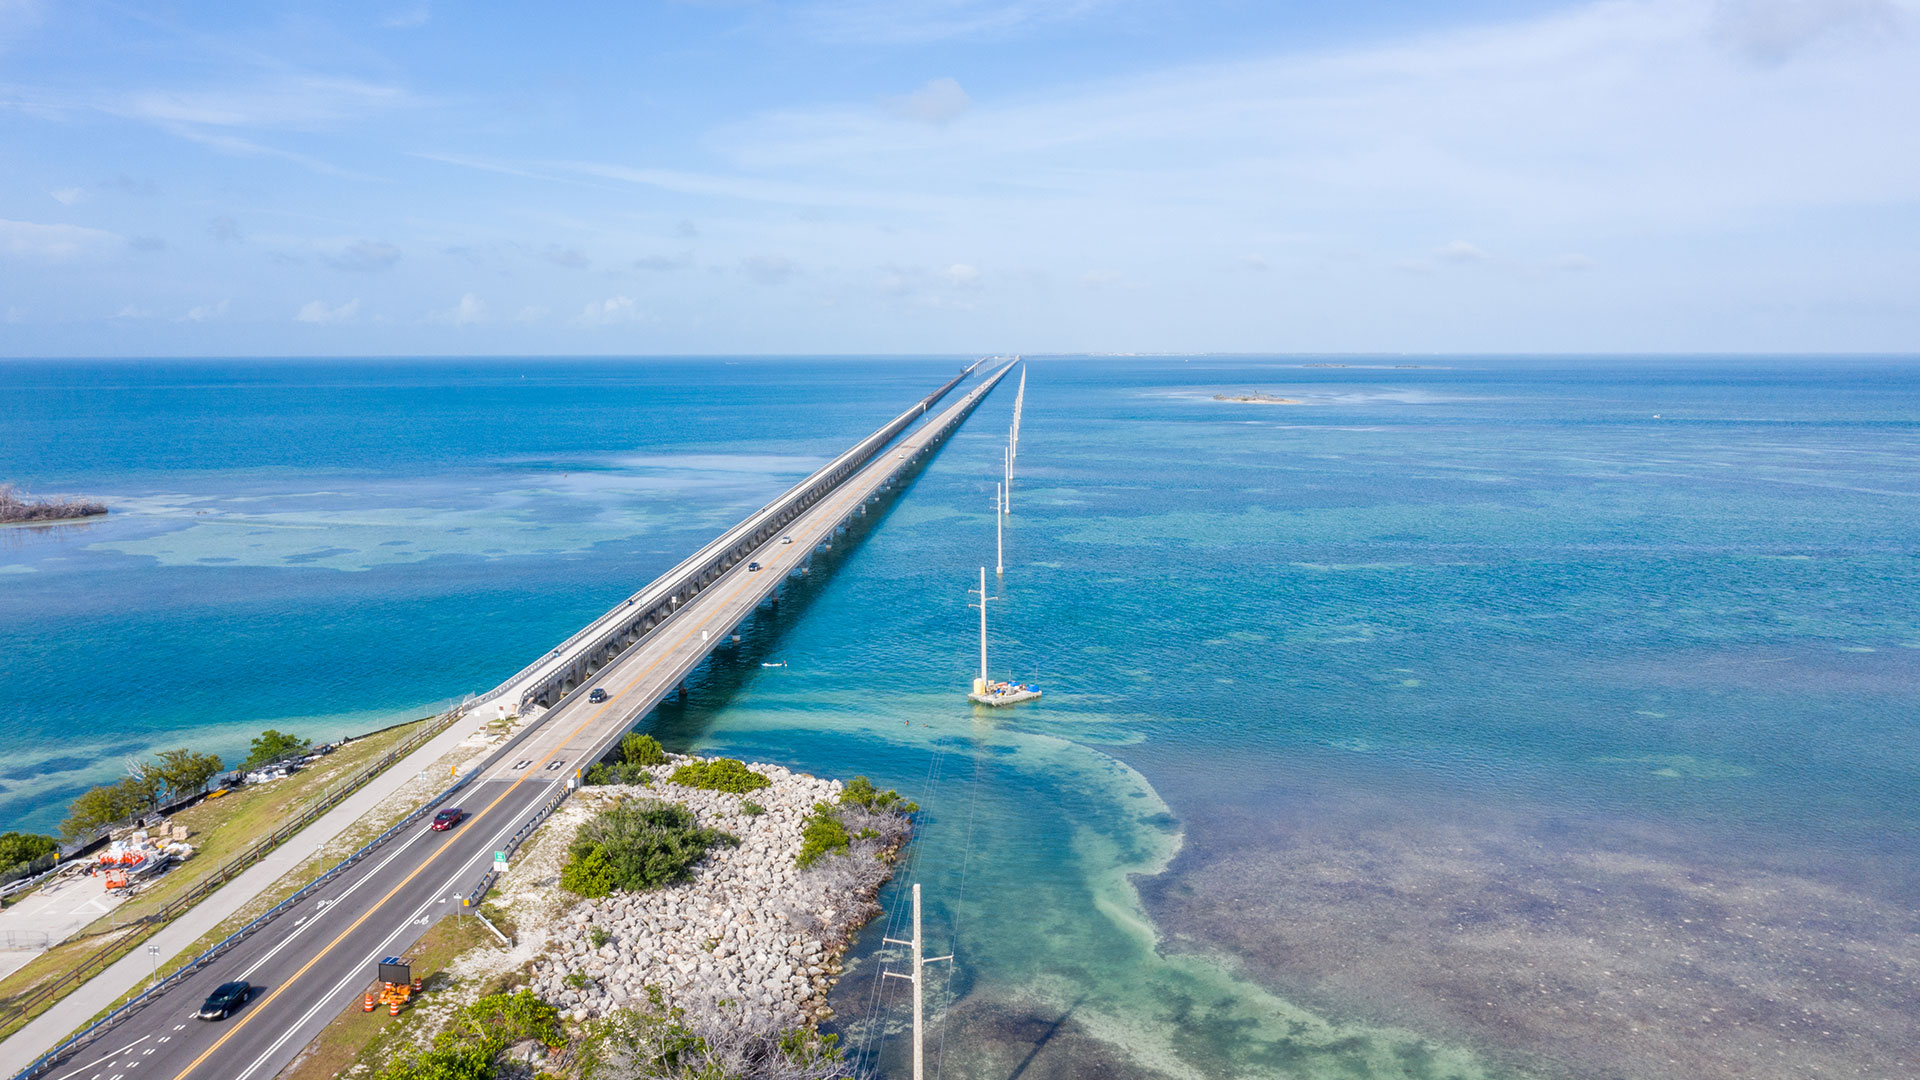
[2,0,1916,355]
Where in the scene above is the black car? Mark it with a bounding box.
[197,980,253,1020]
[588,688,608,703]
[747,561,762,572]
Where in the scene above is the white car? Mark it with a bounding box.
[779,535,793,544]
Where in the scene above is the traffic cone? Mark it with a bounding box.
[362,992,374,1012]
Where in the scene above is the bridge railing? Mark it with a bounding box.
[469,362,983,714]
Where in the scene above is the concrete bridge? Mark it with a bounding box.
[472,358,988,717]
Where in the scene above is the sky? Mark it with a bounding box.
[1,0,1916,356]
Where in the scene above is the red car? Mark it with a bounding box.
[430,808,465,831]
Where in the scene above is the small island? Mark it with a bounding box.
[1213,392,1304,404]
[0,484,107,524]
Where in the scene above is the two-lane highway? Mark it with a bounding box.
[42,776,553,1080]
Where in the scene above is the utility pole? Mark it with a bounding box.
[968,567,992,695]
[995,483,1004,577]
[883,883,953,1080]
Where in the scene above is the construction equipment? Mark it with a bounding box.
[369,955,416,1016]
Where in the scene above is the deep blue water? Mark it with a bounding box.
[3,356,1916,1079]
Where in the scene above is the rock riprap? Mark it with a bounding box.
[527,755,910,1033]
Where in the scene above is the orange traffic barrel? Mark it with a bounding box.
[363,992,375,1012]
[411,977,422,991]
[388,999,400,1016]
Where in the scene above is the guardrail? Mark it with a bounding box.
[469,362,984,716]
[459,780,572,909]
[11,764,474,1080]
[11,686,566,1076]
[0,707,464,1036]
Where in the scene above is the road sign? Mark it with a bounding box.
[494,851,508,872]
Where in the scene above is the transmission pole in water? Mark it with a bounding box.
[969,567,993,694]
[884,883,953,1080]
[995,482,1004,576]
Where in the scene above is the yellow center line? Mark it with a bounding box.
[170,384,994,1080]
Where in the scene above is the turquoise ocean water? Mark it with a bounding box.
[2,357,1916,1079]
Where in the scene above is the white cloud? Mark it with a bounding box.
[207,216,243,244]
[3,306,23,324]
[325,240,401,272]
[1241,254,1271,272]
[114,305,152,319]
[941,263,981,287]
[543,245,591,269]
[706,0,1920,233]
[578,295,644,324]
[887,77,972,125]
[633,252,693,271]
[443,293,487,325]
[381,3,431,28]
[295,298,360,324]
[178,299,229,322]
[0,218,119,259]
[1711,0,1903,63]
[742,255,797,285]
[49,187,83,205]
[1438,241,1493,263]
[802,0,1114,44]
[516,305,551,322]
[123,78,406,132]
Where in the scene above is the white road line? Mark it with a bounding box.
[228,805,534,1080]
[49,1035,152,1080]
[236,813,443,982]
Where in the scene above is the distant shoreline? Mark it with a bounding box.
[0,512,109,529]
[0,484,109,525]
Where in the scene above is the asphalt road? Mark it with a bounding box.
[41,777,550,1080]
[25,361,1011,1080]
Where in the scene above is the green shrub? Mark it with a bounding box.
[840,775,917,814]
[796,803,851,869]
[373,1041,495,1080]
[0,832,58,872]
[375,990,563,1080]
[59,778,156,841]
[667,758,770,794]
[560,799,737,897]
[739,800,765,817]
[243,729,311,769]
[584,761,651,787]
[620,733,668,767]
[559,847,616,898]
[458,990,566,1048]
[588,926,611,949]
